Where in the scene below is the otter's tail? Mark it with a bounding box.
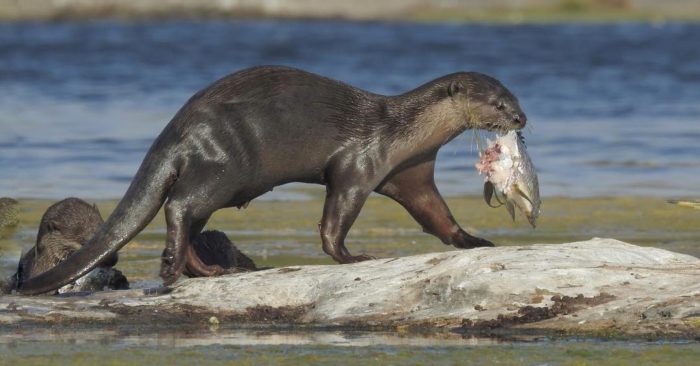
[18,147,177,295]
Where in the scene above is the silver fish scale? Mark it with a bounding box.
[477,131,541,228]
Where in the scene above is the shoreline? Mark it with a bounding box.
[1,1,699,23]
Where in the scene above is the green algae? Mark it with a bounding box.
[2,192,699,282]
[1,0,699,23]
[408,1,700,24]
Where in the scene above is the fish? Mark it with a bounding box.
[475,130,541,228]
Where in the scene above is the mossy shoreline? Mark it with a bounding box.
[2,193,698,284]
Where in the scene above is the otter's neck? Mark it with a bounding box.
[384,86,468,159]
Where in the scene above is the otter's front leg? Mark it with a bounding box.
[376,160,494,249]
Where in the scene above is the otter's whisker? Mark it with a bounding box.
[472,129,485,154]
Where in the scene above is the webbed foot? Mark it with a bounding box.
[335,253,376,264]
[451,230,495,249]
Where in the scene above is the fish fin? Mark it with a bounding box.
[527,215,537,229]
[494,188,505,206]
[512,184,535,206]
[512,184,538,228]
[483,182,502,208]
[506,200,516,222]
[496,192,505,207]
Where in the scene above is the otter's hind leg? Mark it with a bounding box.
[160,167,239,285]
[160,196,223,285]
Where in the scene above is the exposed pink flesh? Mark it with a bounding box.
[476,143,501,174]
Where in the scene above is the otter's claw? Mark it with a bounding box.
[452,230,495,249]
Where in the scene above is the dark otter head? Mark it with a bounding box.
[446,72,526,132]
[37,198,104,246]
[10,198,116,292]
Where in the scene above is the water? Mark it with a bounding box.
[1,21,699,199]
[1,326,699,366]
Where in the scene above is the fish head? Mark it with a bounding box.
[453,73,527,132]
[506,182,541,228]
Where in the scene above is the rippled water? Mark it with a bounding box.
[1,21,699,199]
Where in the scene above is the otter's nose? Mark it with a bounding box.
[513,113,527,128]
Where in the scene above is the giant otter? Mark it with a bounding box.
[19,66,526,295]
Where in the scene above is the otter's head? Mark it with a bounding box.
[38,199,104,246]
[10,233,83,290]
[446,72,526,132]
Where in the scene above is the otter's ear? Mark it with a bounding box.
[447,81,464,98]
[46,220,60,233]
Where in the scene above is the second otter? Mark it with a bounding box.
[9,198,255,293]
[10,198,126,292]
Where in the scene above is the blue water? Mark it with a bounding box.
[1,21,699,199]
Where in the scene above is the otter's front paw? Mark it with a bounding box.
[452,230,495,249]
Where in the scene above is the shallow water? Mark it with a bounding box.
[1,21,699,199]
[1,326,699,366]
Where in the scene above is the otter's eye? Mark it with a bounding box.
[496,101,505,110]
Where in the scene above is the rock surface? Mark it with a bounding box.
[1,238,698,337]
